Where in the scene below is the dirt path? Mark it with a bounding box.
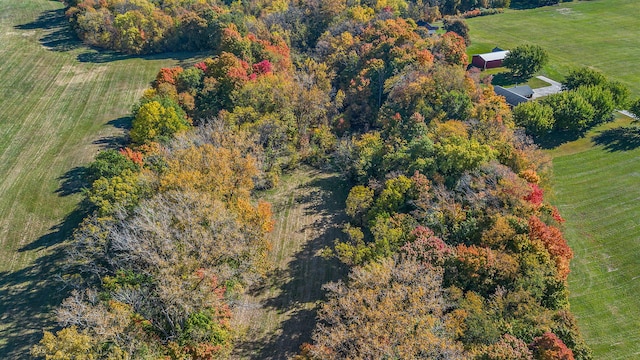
[231,168,349,359]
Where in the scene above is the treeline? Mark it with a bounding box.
[34,2,592,359]
[63,0,513,54]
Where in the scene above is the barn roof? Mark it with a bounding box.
[494,85,529,107]
[510,85,534,98]
[476,50,510,62]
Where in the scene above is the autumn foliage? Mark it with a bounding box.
[529,216,574,280]
[38,2,592,359]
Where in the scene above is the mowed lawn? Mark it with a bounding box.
[0,0,199,357]
[467,0,640,95]
[550,116,640,359]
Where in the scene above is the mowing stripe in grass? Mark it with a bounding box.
[551,119,640,359]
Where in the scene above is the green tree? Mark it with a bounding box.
[628,98,640,121]
[575,86,615,123]
[562,67,607,91]
[443,17,470,45]
[512,101,555,137]
[543,92,595,131]
[503,44,548,79]
[86,149,140,183]
[130,99,190,144]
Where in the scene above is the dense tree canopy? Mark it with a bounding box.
[38,1,593,359]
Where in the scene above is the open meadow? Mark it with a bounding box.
[549,116,640,359]
[0,0,200,357]
[467,0,640,95]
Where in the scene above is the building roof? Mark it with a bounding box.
[494,85,529,107]
[416,20,439,30]
[509,85,534,98]
[475,50,510,62]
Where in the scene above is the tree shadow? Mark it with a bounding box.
[55,166,88,197]
[0,208,85,358]
[90,116,132,150]
[107,116,132,130]
[15,8,82,52]
[592,126,640,152]
[534,130,584,149]
[16,7,209,65]
[234,172,350,359]
[491,72,529,87]
[76,50,209,65]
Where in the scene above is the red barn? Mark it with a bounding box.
[471,50,510,70]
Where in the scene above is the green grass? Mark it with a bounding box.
[467,0,640,95]
[478,67,550,88]
[549,115,640,359]
[0,1,203,357]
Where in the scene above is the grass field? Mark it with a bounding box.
[467,0,640,95]
[550,115,640,358]
[231,168,349,359]
[0,1,202,357]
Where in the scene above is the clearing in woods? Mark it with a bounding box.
[549,115,640,359]
[232,168,349,359]
[0,0,201,357]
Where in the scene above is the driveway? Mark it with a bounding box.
[531,75,562,99]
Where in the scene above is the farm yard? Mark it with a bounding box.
[467,0,640,96]
[0,0,199,357]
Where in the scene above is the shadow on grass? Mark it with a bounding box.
[0,207,86,358]
[235,172,349,359]
[15,8,82,52]
[92,116,132,149]
[76,50,206,64]
[16,7,209,65]
[55,166,88,197]
[592,126,640,152]
[534,130,585,149]
[491,72,530,87]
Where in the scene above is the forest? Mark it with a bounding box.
[31,0,596,359]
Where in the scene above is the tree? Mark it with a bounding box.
[542,92,595,132]
[575,85,615,123]
[628,98,640,121]
[512,101,555,137]
[31,326,100,360]
[309,258,467,359]
[345,185,374,225]
[86,149,140,183]
[503,45,548,80]
[443,17,470,45]
[130,99,190,144]
[530,332,575,360]
[434,32,469,67]
[478,334,533,360]
[562,67,607,91]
